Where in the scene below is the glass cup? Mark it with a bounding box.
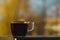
[11,21,34,40]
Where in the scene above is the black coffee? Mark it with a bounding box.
[11,23,28,38]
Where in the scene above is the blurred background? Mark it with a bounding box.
[12,0,60,36]
[2,0,60,40]
[0,0,60,37]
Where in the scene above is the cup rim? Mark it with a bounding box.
[11,21,29,24]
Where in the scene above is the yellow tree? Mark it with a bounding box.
[0,0,19,36]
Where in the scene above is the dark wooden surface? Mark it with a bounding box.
[15,36,60,40]
[17,37,60,40]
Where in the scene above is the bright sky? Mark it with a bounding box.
[29,0,44,13]
[29,0,60,17]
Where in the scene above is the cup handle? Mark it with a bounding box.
[28,22,34,32]
[24,22,34,32]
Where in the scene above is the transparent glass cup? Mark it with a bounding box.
[11,21,34,40]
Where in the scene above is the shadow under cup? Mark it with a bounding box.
[11,22,28,38]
